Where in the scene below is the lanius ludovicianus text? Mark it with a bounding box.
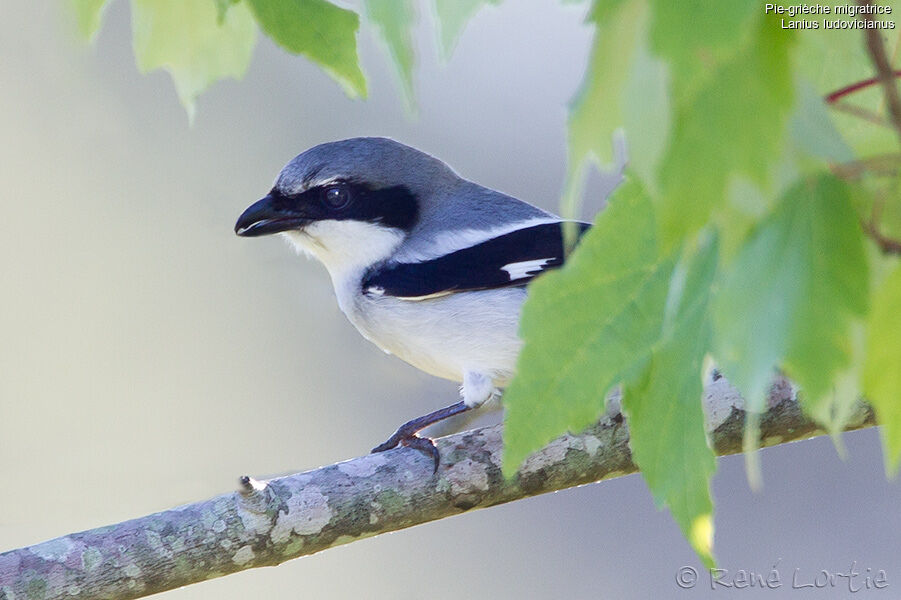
[236,137,589,468]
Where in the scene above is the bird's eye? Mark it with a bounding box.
[323,184,350,209]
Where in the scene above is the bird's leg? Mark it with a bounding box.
[373,373,494,471]
[371,400,470,471]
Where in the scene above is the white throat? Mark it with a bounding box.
[281,220,404,285]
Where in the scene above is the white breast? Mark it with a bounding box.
[346,287,526,385]
[281,221,525,387]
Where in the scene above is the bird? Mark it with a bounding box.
[235,137,590,470]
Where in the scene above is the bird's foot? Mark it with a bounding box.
[371,419,421,454]
[372,432,440,473]
[371,401,470,473]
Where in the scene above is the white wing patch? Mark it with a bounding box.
[501,258,553,281]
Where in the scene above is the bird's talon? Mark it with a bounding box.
[371,433,440,472]
[401,435,440,473]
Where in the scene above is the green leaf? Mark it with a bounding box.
[503,177,674,476]
[655,15,795,247]
[715,78,853,265]
[562,0,669,225]
[72,0,111,42]
[713,173,868,416]
[807,321,865,453]
[433,0,499,60]
[864,264,901,475]
[214,0,241,24]
[620,21,669,189]
[788,79,854,166]
[648,0,755,101]
[567,0,646,170]
[365,0,416,107]
[131,0,257,121]
[623,235,718,567]
[246,0,366,98]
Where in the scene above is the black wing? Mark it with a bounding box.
[362,221,591,299]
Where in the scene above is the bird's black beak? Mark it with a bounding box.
[235,194,310,237]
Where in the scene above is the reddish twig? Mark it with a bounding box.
[825,70,901,104]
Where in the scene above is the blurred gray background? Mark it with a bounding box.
[2,1,899,598]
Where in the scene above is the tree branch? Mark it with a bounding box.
[859,0,901,147]
[829,153,901,179]
[862,215,901,254]
[0,376,876,600]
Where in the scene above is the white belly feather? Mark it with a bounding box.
[345,287,525,385]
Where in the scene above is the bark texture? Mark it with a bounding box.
[0,376,876,600]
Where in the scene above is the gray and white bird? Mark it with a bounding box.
[235,137,589,468]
